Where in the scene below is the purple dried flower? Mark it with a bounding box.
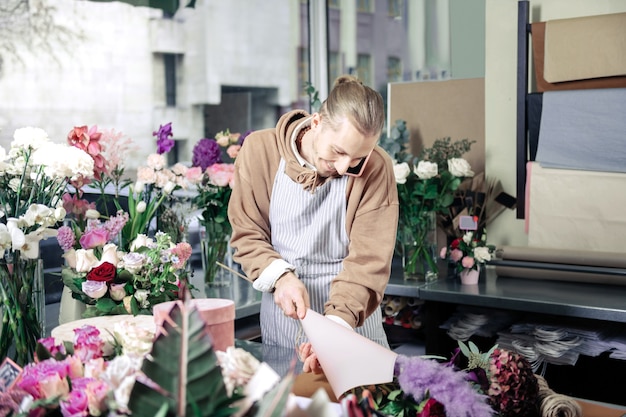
[154,122,175,154]
[394,355,494,417]
[192,138,222,171]
[56,225,76,251]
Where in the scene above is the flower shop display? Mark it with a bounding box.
[0,127,95,365]
[440,230,496,285]
[382,120,475,281]
[192,129,250,287]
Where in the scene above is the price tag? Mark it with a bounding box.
[0,358,22,392]
[459,215,478,231]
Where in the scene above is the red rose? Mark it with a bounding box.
[418,398,446,417]
[86,261,116,283]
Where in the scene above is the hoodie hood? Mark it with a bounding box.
[275,109,333,192]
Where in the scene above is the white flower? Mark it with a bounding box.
[100,243,120,266]
[136,201,147,214]
[134,289,150,308]
[162,181,176,195]
[473,246,493,263]
[75,249,99,272]
[146,153,167,170]
[11,127,50,151]
[113,320,154,357]
[85,209,100,219]
[414,160,438,180]
[130,234,153,251]
[462,231,474,244]
[121,252,146,274]
[216,347,261,396]
[447,158,474,177]
[31,142,94,181]
[100,354,143,413]
[82,280,108,299]
[393,162,411,184]
[109,283,127,301]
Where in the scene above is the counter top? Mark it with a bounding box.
[419,266,626,323]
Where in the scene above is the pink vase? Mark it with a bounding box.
[459,266,480,285]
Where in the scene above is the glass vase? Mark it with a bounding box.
[200,223,232,291]
[398,211,438,282]
[0,252,45,365]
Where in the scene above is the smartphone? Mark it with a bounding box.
[345,150,372,177]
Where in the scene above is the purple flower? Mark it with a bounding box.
[239,130,252,145]
[192,138,222,171]
[154,122,175,154]
[394,355,493,417]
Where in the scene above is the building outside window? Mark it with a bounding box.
[387,56,402,83]
[356,54,372,86]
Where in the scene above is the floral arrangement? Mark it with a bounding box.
[58,221,192,317]
[381,120,475,280]
[191,129,250,284]
[0,300,287,417]
[439,230,496,274]
[346,342,540,417]
[0,127,95,364]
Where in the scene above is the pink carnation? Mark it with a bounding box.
[450,248,464,263]
[461,256,475,269]
[206,163,235,188]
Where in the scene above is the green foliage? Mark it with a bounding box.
[127,300,242,417]
[379,119,414,164]
[420,137,476,172]
[304,81,322,113]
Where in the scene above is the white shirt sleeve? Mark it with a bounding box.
[325,314,354,330]
[252,258,297,292]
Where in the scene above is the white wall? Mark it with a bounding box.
[485,0,626,248]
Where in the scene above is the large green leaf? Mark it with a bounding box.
[127,300,240,417]
[85,0,195,15]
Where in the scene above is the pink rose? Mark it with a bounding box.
[439,247,447,259]
[79,228,109,249]
[461,256,475,269]
[450,248,464,263]
[186,166,203,184]
[60,389,89,417]
[227,144,241,159]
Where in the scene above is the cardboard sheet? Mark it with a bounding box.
[495,266,626,286]
[544,13,626,83]
[527,162,626,252]
[531,22,626,92]
[500,246,626,269]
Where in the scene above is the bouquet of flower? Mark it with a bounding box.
[439,230,496,274]
[191,129,250,284]
[0,127,95,364]
[58,215,192,317]
[381,120,475,280]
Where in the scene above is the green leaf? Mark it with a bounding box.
[127,300,239,417]
[253,369,296,417]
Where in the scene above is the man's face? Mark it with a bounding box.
[310,114,378,177]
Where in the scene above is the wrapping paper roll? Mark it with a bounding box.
[536,375,582,417]
[495,266,626,286]
[500,246,626,269]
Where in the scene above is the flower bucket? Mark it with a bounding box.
[459,266,480,285]
[398,211,438,282]
[153,298,235,352]
[0,255,45,365]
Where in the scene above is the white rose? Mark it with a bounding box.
[414,160,438,180]
[162,181,176,195]
[473,246,492,263]
[75,249,99,272]
[109,283,127,301]
[82,280,108,299]
[393,162,411,184]
[130,234,153,251]
[100,243,120,266]
[122,252,146,274]
[447,158,474,177]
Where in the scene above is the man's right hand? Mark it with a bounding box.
[273,272,309,320]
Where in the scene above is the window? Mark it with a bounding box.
[356,54,372,86]
[387,0,402,18]
[164,53,177,107]
[327,0,339,8]
[357,0,373,13]
[298,47,310,94]
[328,51,341,86]
[387,56,402,82]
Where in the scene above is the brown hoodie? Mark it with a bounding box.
[228,110,399,328]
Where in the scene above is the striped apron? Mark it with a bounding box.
[261,159,388,349]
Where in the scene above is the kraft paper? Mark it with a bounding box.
[527,162,626,252]
[531,22,626,92]
[544,13,626,83]
[495,266,626,286]
[500,246,626,269]
[299,309,397,399]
